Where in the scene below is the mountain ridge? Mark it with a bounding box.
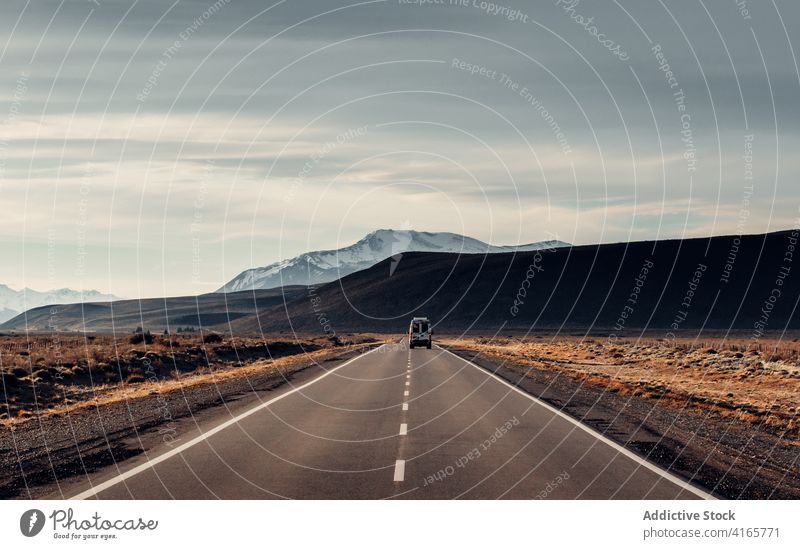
[228,229,800,334]
[218,229,569,293]
[8,230,796,335]
[0,285,120,324]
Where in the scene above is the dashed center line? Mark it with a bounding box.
[395,345,412,483]
[393,460,405,482]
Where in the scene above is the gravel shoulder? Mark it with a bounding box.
[443,342,800,500]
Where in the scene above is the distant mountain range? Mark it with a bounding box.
[231,229,800,334]
[8,230,799,336]
[218,229,569,292]
[0,285,119,324]
[0,287,303,333]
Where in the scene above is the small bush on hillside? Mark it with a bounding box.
[129,331,154,345]
[203,333,223,344]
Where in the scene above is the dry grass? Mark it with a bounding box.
[0,332,311,372]
[13,344,376,428]
[0,332,387,424]
[440,334,800,437]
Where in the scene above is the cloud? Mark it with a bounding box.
[0,0,798,296]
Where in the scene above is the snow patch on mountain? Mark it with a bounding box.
[218,229,569,292]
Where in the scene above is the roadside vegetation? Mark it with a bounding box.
[442,334,800,438]
[0,331,382,424]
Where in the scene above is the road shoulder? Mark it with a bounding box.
[0,343,381,499]
[442,343,800,499]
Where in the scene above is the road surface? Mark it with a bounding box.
[68,342,711,499]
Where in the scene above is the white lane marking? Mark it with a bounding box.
[404,390,409,396]
[393,460,405,482]
[405,381,410,386]
[71,345,387,500]
[437,346,715,500]
[406,374,410,379]
[399,423,408,436]
[402,403,408,411]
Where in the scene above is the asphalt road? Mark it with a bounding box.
[68,342,711,499]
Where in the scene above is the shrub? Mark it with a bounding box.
[129,331,154,345]
[203,333,223,344]
[1,372,18,388]
[32,369,53,382]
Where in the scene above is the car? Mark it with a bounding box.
[408,317,433,349]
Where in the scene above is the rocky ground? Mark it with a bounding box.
[441,334,800,499]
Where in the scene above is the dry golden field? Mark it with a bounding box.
[440,334,800,438]
[0,332,385,424]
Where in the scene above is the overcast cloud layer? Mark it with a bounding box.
[1,0,798,297]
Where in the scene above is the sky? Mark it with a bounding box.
[0,0,798,298]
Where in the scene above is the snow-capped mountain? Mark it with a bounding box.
[218,229,569,293]
[0,285,120,324]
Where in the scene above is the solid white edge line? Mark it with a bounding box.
[436,345,716,500]
[393,460,405,482]
[402,403,408,411]
[70,344,386,500]
[399,423,408,436]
